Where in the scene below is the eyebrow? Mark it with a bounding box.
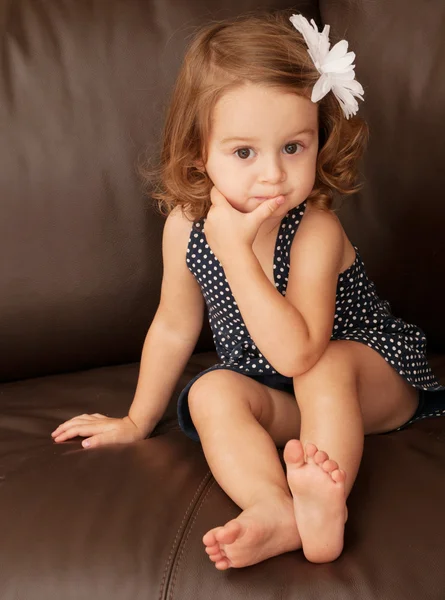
[219,129,317,145]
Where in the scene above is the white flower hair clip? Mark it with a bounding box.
[289,14,364,119]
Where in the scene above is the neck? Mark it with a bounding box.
[256,216,282,240]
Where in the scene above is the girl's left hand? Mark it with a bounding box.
[204,186,285,265]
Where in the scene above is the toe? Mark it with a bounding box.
[209,552,225,562]
[321,459,339,473]
[215,520,241,545]
[331,469,347,484]
[215,558,231,570]
[205,544,220,555]
[304,442,318,463]
[314,450,329,465]
[203,527,222,546]
[283,439,305,467]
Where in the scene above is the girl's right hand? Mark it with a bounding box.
[51,414,148,449]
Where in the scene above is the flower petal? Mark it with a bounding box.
[289,15,330,60]
[332,85,359,119]
[331,70,357,82]
[337,77,365,98]
[316,24,331,63]
[325,40,349,63]
[311,73,333,102]
[322,52,356,74]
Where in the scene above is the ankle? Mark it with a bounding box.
[247,488,293,509]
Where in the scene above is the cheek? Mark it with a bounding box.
[205,154,229,184]
[301,152,317,187]
[206,157,244,196]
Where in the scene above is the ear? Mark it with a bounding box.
[194,159,206,172]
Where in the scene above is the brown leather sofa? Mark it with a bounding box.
[2,0,444,598]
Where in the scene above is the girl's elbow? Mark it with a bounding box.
[277,354,312,378]
[285,347,325,378]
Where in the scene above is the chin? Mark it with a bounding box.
[228,200,250,213]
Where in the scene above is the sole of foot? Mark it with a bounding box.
[283,439,347,564]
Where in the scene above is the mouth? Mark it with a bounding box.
[254,194,286,202]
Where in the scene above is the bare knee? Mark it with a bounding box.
[188,370,300,445]
[188,371,259,424]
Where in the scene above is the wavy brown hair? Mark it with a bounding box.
[139,9,369,221]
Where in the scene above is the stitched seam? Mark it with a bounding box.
[158,470,212,600]
[167,478,216,600]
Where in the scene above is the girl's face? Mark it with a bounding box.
[203,83,319,227]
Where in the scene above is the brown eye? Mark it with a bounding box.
[235,148,252,160]
[284,143,302,154]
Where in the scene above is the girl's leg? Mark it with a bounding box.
[285,339,419,563]
[188,369,302,570]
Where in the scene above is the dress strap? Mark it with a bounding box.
[273,200,308,295]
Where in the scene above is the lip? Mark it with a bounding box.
[254,194,286,201]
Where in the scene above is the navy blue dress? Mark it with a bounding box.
[177,200,445,442]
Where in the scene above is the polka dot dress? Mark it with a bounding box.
[177,199,445,441]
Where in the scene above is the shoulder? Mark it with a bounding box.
[300,202,344,242]
[164,205,195,235]
[162,206,195,252]
[165,205,195,226]
[291,203,345,273]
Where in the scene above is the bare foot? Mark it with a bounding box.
[283,439,347,564]
[202,495,301,569]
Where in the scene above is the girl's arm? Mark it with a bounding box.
[221,209,344,378]
[128,207,205,435]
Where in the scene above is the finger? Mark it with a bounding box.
[83,430,126,448]
[51,416,97,437]
[53,423,107,443]
[82,433,110,449]
[51,418,85,437]
[250,195,284,225]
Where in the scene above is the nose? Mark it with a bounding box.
[258,153,286,185]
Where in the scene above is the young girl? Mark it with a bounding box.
[51,10,445,568]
